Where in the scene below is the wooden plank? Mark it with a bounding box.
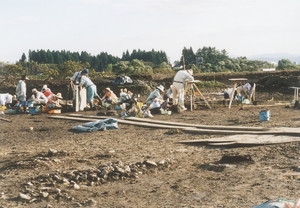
[124,117,268,131]
[0,117,12,122]
[69,113,268,132]
[179,134,300,145]
[51,115,300,137]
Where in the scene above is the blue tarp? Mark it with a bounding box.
[71,118,118,132]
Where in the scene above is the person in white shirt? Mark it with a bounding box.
[171,69,194,111]
[16,75,29,107]
[70,69,88,111]
[31,88,48,105]
[0,93,13,108]
[80,74,100,109]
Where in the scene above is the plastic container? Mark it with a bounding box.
[260,110,270,121]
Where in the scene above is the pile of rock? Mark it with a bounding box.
[19,159,172,203]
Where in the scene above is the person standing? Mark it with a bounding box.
[171,69,194,111]
[70,69,88,111]
[16,75,29,111]
[80,73,100,110]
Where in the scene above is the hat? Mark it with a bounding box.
[42,85,48,91]
[81,69,89,74]
[56,93,63,99]
[105,87,112,92]
[32,88,37,93]
[21,75,29,80]
[157,85,165,92]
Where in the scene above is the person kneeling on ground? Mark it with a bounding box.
[0,93,13,114]
[31,88,48,105]
[102,88,118,106]
[144,85,165,117]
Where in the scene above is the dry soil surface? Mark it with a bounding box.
[1,92,300,208]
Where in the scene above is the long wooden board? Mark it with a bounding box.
[68,114,268,131]
[50,115,300,137]
[179,134,300,146]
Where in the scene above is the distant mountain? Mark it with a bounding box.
[248,53,300,63]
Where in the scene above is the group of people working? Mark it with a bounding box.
[0,68,196,116]
[0,75,63,114]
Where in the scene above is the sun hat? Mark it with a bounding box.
[42,85,48,91]
[32,88,37,93]
[56,93,63,99]
[157,85,165,92]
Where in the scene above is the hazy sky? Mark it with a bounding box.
[1,0,299,63]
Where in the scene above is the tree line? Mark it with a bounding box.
[26,49,168,72]
[1,47,299,79]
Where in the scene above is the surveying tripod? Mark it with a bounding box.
[184,80,211,111]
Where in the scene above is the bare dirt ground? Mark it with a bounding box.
[1,90,300,208]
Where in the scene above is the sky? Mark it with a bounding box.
[0,0,300,64]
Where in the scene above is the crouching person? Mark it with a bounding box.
[31,88,48,105]
[0,93,13,114]
[144,85,165,117]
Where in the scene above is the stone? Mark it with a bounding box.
[158,160,166,165]
[27,181,34,186]
[124,165,131,172]
[48,148,58,156]
[73,183,80,190]
[85,199,97,206]
[19,192,31,201]
[115,167,125,174]
[144,160,157,167]
[40,192,49,198]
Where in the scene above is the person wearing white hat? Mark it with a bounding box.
[31,88,48,105]
[171,69,194,111]
[144,85,165,117]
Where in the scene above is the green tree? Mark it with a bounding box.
[277,59,293,70]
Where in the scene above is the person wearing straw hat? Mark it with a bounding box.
[171,69,194,111]
[102,87,118,105]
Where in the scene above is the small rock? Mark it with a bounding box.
[19,192,31,201]
[85,199,97,206]
[144,160,157,167]
[124,165,131,172]
[40,192,49,198]
[27,182,34,186]
[115,167,125,174]
[158,160,166,165]
[73,183,80,190]
[48,148,58,156]
[46,204,53,208]
[62,178,70,184]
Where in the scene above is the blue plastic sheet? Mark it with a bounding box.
[71,118,118,132]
